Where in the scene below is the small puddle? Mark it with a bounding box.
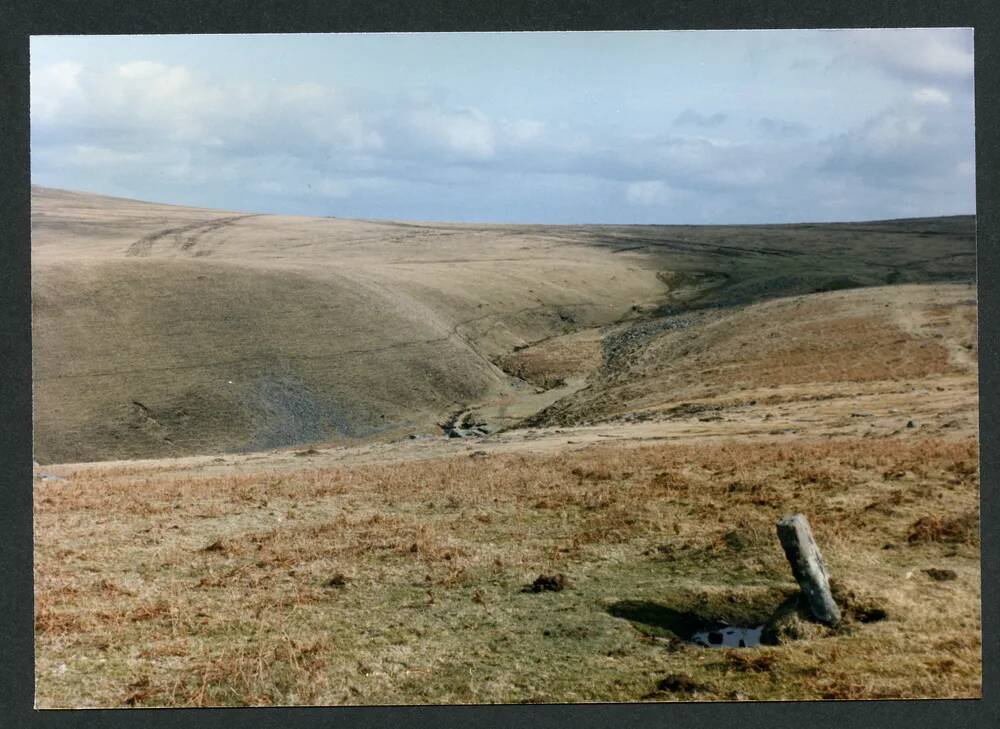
[689,624,764,648]
[606,600,771,650]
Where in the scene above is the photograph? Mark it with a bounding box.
[29,29,980,707]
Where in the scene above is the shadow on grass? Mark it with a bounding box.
[607,600,709,640]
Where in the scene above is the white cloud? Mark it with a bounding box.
[839,28,973,83]
[625,180,677,206]
[862,113,925,148]
[30,61,82,121]
[822,91,975,198]
[67,144,142,166]
[117,61,192,95]
[912,87,951,106]
[501,118,546,145]
[405,105,496,160]
[29,32,975,224]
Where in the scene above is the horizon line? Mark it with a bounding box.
[30,183,978,229]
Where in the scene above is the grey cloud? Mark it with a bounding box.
[821,96,974,194]
[672,109,728,128]
[756,117,809,137]
[30,50,975,225]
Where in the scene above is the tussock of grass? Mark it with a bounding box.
[906,511,979,545]
[34,436,980,706]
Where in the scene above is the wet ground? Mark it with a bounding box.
[689,624,765,648]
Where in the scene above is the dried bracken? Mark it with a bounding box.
[34,436,980,706]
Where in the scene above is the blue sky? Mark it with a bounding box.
[30,30,975,224]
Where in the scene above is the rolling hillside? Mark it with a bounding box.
[31,186,976,463]
[32,187,981,707]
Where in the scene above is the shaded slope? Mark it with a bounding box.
[565,216,976,315]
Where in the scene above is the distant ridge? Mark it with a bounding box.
[31,187,975,463]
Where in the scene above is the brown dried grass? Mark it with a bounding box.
[34,436,981,706]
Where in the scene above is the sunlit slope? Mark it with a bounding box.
[32,259,511,462]
[31,187,667,462]
[32,187,975,462]
[523,283,978,427]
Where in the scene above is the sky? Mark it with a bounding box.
[30,29,975,224]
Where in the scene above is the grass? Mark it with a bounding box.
[34,435,981,706]
[31,187,981,708]
[493,329,604,389]
[532,283,977,427]
[32,188,975,465]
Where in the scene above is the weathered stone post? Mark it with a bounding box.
[776,513,840,625]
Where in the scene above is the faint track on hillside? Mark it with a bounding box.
[33,300,605,383]
[125,215,260,257]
